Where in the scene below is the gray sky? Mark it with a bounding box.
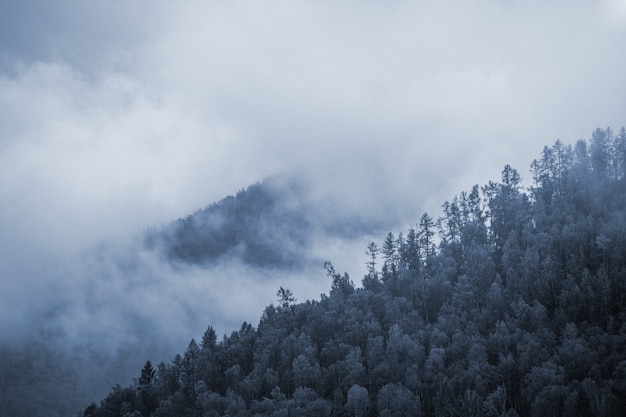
[1,0,626,353]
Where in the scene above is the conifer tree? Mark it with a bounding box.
[365,242,378,276]
[139,360,156,387]
[418,213,435,274]
[276,286,296,308]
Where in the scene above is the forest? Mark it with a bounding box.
[144,175,386,269]
[83,127,626,417]
[145,179,312,268]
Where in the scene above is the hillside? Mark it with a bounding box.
[145,179,311,268]
[84,127,626,417]
[145,177,389,269]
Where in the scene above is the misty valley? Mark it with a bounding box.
[2,128,626,417]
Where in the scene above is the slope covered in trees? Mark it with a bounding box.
[145,179,312,267]
[145,177,389,268]
[85,128,626,417]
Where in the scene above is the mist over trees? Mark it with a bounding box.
[83,127,626,417]
[145,180,311,268]
[145,177,389,269]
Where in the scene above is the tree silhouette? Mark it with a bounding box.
[276,286,296,308]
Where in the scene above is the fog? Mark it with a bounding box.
[1,0,625,414]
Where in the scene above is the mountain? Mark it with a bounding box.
[83,127,626,417]
[145,179,312,268]
[145,176,391,269]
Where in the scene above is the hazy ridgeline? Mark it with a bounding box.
[20,127,622,417]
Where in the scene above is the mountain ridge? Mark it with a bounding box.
[144,176,393,269]
[83,127,626,417]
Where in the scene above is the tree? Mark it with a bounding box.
[377,383,421,417]
[616,127,626,180]
[364,242,384,292]
[201,326,218,351]
[181,339,200,409]
[365,242,378,276]
[483,385,509,417]
[401,227,420,273]
[276,286,296,308]
[292,354,322,390]
[139,360,156,387]
[347,384,369,417]
[591,127,610,181]
[531,141,573,205]
[483,164,528,277]
[381,232,399,281]
[325,261,354,298]
[418,213,435,274]
[440,199,461,245]
[138,361,158,417]
[199,325,219,393]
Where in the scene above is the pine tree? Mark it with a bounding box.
[276,286,296,308]
[201,326,218,352]
[139,360,156,387]
[365,242,378,276]
[381,232,398,282]
[418,213,435,274]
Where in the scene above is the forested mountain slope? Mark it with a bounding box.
[145,179,311,267]
[145,177,387,268]
[84,127,626,417]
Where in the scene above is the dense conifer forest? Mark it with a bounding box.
[83,128,626,417]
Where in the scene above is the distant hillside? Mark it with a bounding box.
[145,177,391,268]
[145,179,312,268]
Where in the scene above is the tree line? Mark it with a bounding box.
[84,127,626,417]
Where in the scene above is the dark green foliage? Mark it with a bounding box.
[88,128,626,417]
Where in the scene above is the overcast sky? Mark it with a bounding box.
[1,0,626,348]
